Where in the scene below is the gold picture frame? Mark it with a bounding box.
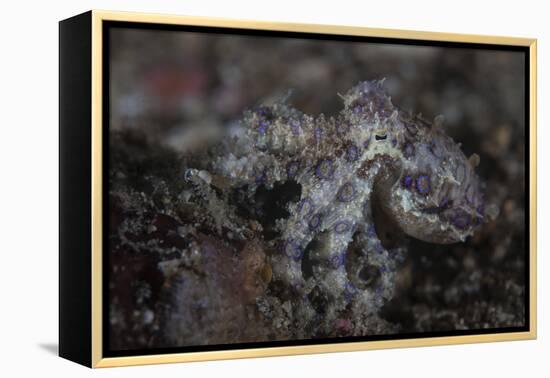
[59,10,537,368]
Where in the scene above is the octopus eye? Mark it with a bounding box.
[415,175,431,194]
[315,159,334,180]
[337,182,356,202]
[375,134,387,141]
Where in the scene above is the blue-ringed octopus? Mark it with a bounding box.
[207,80,487,337]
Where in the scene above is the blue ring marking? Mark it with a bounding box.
[308,213,322,231]
[334,220,351,234]
[330,252,346,269]
[415,175,430,194]
[337,182,356,202]
[315,159,334,180]
[298,198,315,218]
[283,239,304,261]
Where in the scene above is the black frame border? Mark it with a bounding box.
[59,11,93,367]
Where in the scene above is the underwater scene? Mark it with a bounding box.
[106,26,527,351]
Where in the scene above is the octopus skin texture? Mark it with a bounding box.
[195,80,487,338]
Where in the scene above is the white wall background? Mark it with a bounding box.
[0,0,546,376]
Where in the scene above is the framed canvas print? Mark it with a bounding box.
[59,10,537,368]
